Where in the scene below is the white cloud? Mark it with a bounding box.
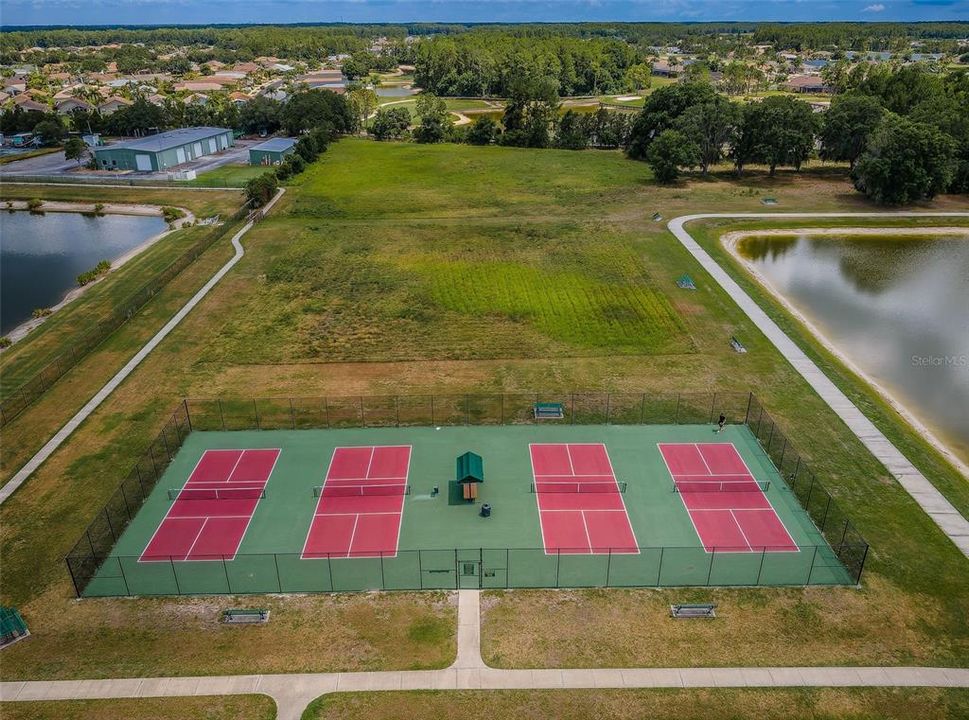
[863,3,886,11]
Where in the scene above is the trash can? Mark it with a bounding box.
[480,503,491,518]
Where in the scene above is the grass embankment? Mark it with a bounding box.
[2,695,276,720]
[302,688,969,720]
[187,164,269,187]
[0,186,244,487]
[0,147,61,165]
[0,139,966,681]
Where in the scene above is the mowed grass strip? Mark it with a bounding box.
[303,688,969,720]
[1,695,276,720]
[1,592,456,680]
[202,218,691,363]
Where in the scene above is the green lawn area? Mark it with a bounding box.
[2,696,276,720]
[303,688,969,720]
[188,163,269,187]
[1,138,967,682]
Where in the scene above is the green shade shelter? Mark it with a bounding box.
[456,451,484,484]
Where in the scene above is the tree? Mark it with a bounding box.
[345,88,378,134]
[281,89,354,136]
[626,82,717,160]
[413,93,450,144]
[244,172,279,208]
[736,95,819,176]
[370,107,411,141]
[819,94,885,168]
[646,129,699,184]
[33,119,65,146]
[239,96,281,135]
[676,96,739,174]
[556,110,589,150]
[852,115,955,204]
[466,115,499,145]
[63,136,86,165]
[623,63,652,91]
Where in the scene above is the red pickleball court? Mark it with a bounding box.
[301,445,411,559]
[140,448,280,562]
[530,443,638,554]
[659,443,797,553]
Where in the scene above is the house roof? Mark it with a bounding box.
[99,96,132,108]
[251,137,297,152]
[97,127,230,154]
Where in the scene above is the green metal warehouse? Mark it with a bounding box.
[92,127,233,172]
[249,137,297,165]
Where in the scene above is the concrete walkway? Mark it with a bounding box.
[668,212,969,556]
[0,190,286,506]
[2,590,967,719]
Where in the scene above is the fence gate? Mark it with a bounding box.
[456,548,481,589]
[480,548,508,588]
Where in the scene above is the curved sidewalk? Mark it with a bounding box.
[0,190,286,506]
[668,212,969,556]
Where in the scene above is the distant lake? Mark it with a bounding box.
[0,211,168,335]
[376,86,417,97]
[737,233,969,465]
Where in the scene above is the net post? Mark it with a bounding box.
[183,398,192,432]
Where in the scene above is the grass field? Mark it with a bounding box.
[2,695,275,720]
[187,164,269,187]
[0,138,967,682]
[303,688,969,720]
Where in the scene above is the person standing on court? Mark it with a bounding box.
[717,413,726,433]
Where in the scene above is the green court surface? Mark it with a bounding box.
[81,424,856,596]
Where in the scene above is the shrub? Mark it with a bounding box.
[0,337,11,349]
[244,172,279,208]
[77,259,111,286]
[161,206,185,223]
[27,198,43,212]
[32,307,53,318]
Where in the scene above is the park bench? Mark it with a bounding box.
[533,402,565,419]
[669,603,716,619]
[730,336,747,354]
[462,482,479,502]
[222,608,270,624]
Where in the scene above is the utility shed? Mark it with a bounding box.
[92,127,233,172]
[249,137,297,165]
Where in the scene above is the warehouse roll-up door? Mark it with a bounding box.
[193,142,203,157]
[208,139,217,153]
[135,154,152,172]
[176,148,186,164]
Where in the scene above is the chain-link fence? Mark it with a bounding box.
[65,392,869,596]
[0,206,250,427]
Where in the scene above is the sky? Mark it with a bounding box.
[1,0,967,27]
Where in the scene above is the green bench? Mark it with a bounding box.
[670,603,716,619]
[222,608,270,624]
[533,402,565,419]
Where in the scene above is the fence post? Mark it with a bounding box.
[418,550,424,589]
[430,396,435,426]
[605,393,611,424]
[324,397,330,429]
[556,549,561,588]
[500,394,504,425]
[805,546,819,585]
[253,399,260,429]
[183,399,193,431]
[360,396,366,427]
[819,495,832,533]
[570,393,576,424]
[709,392,717,424]
[170,557,181,594]
[855,544,869,584]
[103,508,117,541]
[465,395,470,425]
[222,555,231,593]
[778,438,787,471]
[117,557,131,597]
[119,484,132,520]
[640,393,646,424]
[755,547,767,585]
[706,548,716,585]
[395,396,400,427]
[744,392,753,424]
[674,394,681,424]
[161,424,172,459]
[290,398,296,429]
[606,548,613,587]
[274,553,282,593]
[219,398,225,431]
[656,547,664,586]
[66,558,81,598]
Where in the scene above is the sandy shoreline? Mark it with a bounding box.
[2,201,195,343]
[721,226,969,479]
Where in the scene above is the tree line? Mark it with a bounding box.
[630,70,968,203]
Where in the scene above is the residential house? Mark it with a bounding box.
[98,96,132,115]
[783,75,834,94]
[55,97,93,114]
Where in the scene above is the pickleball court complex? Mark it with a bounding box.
[75,420,866,597]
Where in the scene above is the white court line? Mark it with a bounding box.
[580,511,593,551]
[181,518,209,561]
